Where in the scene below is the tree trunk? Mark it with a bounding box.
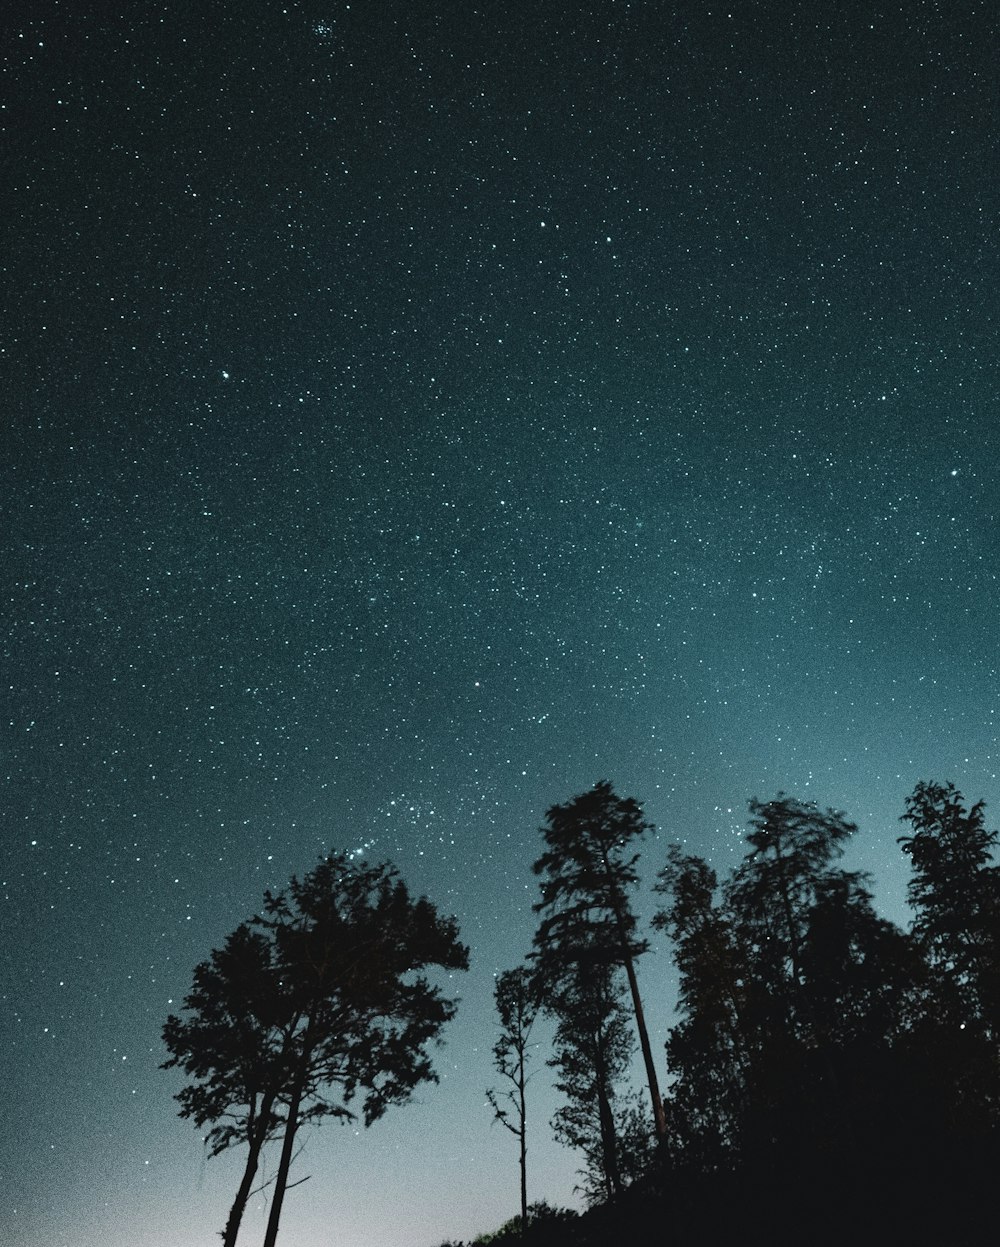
[599,850,666,1142]
[621,950,666,1140]
[221,1092,274,1247]
[517,1047,528,1229]
[262,1070,307,1247]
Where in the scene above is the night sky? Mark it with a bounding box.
[3,1,998,1244]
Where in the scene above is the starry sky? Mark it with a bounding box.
[3,1,998,1244]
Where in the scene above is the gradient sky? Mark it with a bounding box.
[3,1,998,1245]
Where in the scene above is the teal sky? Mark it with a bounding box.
[3,2,997,1244]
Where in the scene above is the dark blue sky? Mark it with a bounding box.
[3,2,998,1244]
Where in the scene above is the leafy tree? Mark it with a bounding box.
[728,794,860,1007]
[897,781,1000,1148]
[655,795,921,1175]
[486,967,540,1229]
[161,922,288,1247]
[609,1091,658,1191]
[653,847,747,1168]
[163,854,469,1247]
[532,781,665,1141]
[721,796,880,1157]
[546,958,639,1203]
[899,781,1000,1031]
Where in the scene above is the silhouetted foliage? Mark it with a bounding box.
[895,781,1000,1148]
[166,781,1000,1247]
[644,785,1000,1243]
[900,780,1000,1028]
[652,847,745,1168]
[532,781,665,1140]
[654,795,928,1174]
[472,1200,578,1245]
[546,960,646,1203]
[163,854,468,1247]
[453,782,1000,1247]
[161,921,291,1246]
[433,1201,579,1247]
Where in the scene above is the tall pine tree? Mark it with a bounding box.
[532,781,665,1142]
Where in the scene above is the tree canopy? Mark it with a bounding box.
[167,780,1000,1245]
[163,853,468,1247]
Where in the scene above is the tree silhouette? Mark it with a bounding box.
[163,854,468,1247]
[900,781,1000,1031]
[652,847,747,1169]
[486,966,541,1229]
[546,958,637,1203]
[654,795,922,1177]
[897,781,1000,1152]
[532,781,665,1141]
[728,794,860,1006]
[723,794,871,1145]
[161,922,289,1247]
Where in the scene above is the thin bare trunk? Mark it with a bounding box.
[517,1048,528,1229]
